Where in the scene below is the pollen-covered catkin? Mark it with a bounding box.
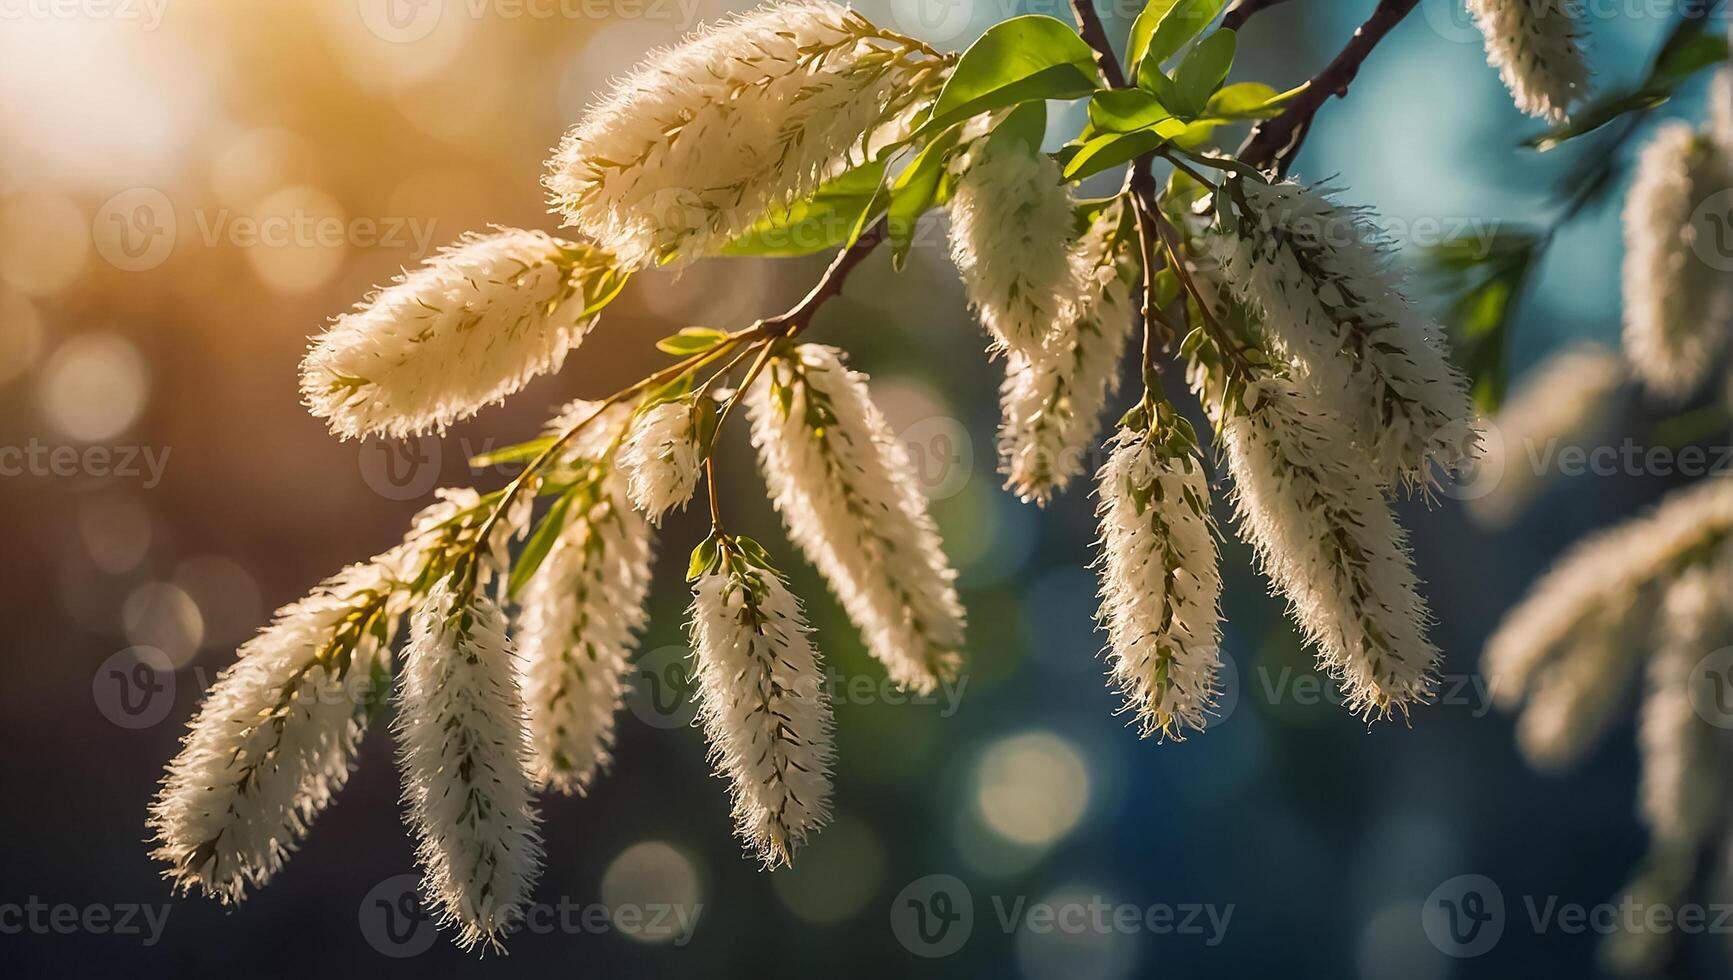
[1622,122,1732,397]
[395,583,544,951]
[300,229,620,440]
[517,402,655,795]
[746,345,965,693]
[1220,375,1440,718]
[1000,204,1137,503]
[1207,180,1477,492]
[1094,424,1223,738]
[687,540,834,866]
[546,1,944,269]
[1468,0,1590,121]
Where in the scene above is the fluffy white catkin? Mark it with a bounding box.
[395,583,544,951]
[1622,122,1732,397]
[517,406,654,795]
[948,130,1084,359]
[1094,427,1223,738]
[1640,567,1726,844]
[1221,375,1439,718]
[546,1,942,269]
[1000,205,1136,503]
[619,399,702,524]
[687,544,834,866]
[1513,626,1643,770]
[1468,343,1624,528]
[301,229,618,440]
[1468,0,1590,122]
[1485,478,1733,706]
[746,344,966,693]
[1208,180,1477,492]
[149,560,398,904]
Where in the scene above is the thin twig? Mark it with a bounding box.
[760,219,889,337]
[1238,0,1420,175]
[1222,0,1299,31]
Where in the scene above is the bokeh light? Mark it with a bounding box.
[974,730,1091,847]
[39,333,148,441]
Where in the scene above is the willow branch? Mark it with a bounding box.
[1238,0,1419,175]
[760,218,888,336]
[1222,0,1299,31]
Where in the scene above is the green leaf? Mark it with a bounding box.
[687,533,719,582]
[1130,0,1227,76]
[1205,81,1284,119]
[362,653,394,724]
[989,98,1048,154]
[721,159,890,256]
[469,436,554,470]
[924,15,1103,133]
[1063,129,1171,181]
[1087,88,1172,134]
[1171,29,1235,117]
[508,491,575,599]
[1525,90,1669,151]
[886,124,965,269]
[654,326,731,355]
[1126,0,1181,73]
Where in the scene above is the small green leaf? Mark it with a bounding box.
[691,394,721,462]
[687,533,719,581]
[1129,0,1227,75]
[886,124,966,268]
[363,653,394,724]
[721,159,890,256]
[1525,90,1669,151]
[1062,129,1171,181]
[989,98,1049,154]
[469,436,555,470]
[654,326,731,355]
[508,492,575,599]
[924,15,1103,133]
[1171,29,1235,117]
[1204,81,1284,119]
[1087,88,1172,134]
[1126,0,1181,73]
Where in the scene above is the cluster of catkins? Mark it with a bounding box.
[1469,8,1733,972]
[151,0,1481,952]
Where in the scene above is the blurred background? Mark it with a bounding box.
[1,0,1727,976]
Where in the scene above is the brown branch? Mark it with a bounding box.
[760,218,887,336]
[1238,0,1419,175]
[1070,0,1128,88]
[1221,0,1299,31]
